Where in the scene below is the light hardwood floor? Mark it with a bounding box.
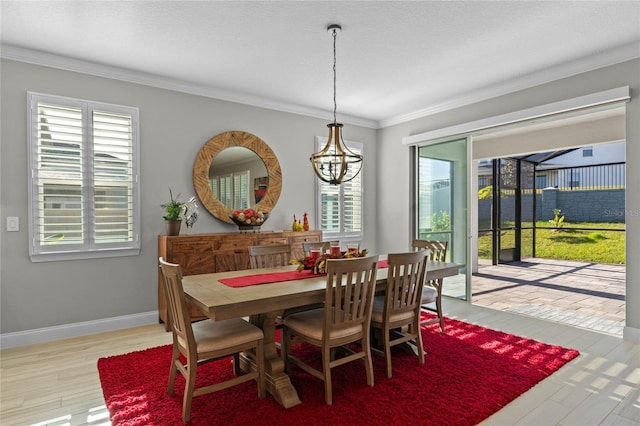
[1,299,638,425]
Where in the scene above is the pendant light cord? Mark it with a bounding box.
[332,27,337,124]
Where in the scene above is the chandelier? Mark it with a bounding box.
[310,24,363,185]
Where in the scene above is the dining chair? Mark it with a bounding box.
[370,251,428,378]
[248,244,292,268]
[412,239,448,332]
[282,255,379,405]
[302,240,340,256]
[158,257,265,421]
[249,243,315,331]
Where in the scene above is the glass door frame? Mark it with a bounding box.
[412,137,471,302]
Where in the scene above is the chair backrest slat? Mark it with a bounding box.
[249,244,292,269]
[412,239,447,261]
[159,257,195,349]
[384,251,428,320]
[412,239,447,285]
[323,256,379,337]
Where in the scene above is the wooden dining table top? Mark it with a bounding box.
[182,260,462,321]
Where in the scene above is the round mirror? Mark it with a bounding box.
[193,131,282,223]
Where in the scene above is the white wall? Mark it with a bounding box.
[377,59,640,340]
[2,57,638,343]
[0,59,378,336]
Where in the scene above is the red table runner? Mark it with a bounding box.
[220,259,388,288]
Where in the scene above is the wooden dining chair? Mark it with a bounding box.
[370,251,428,378]
[249,243,314,331]
[158,257,265,421]
[412,239,448,332]
[282,255,379,405]
[249,244,292,268]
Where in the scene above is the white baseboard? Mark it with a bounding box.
[0,311,159,349]
[623,325,640,343]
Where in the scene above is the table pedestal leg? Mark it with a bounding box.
[241,312,301,408]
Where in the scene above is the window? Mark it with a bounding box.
[28,93,140,262]
[314,137,363,239]
[210,170,250,210]
[536,174,547,189]
[583,146,593,157]
[568,171,581,189]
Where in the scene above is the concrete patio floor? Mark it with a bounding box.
[470,258,626,337]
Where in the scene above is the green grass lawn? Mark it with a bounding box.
[477,222,625,264]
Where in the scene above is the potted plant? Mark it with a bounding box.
[161,189,185,236]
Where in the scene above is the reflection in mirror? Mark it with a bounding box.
[209,147,268,210]
[193,131,282,224]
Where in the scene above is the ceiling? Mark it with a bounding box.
[1,1,639,129]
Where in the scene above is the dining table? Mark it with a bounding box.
[181,258,462,408]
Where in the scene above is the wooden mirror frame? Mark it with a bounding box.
[193,131,282,223]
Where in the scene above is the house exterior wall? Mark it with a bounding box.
[546,141,625,167]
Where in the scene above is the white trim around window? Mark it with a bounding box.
[28,92,140,262]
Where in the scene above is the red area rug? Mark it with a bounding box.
[98,317,579,425]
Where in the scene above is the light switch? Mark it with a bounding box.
[7,216,19,232]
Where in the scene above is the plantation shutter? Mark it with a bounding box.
[218,175,232,208]
[233,171,250,210]
[29,93,140,261]
[210,178,219,199]
[320,182,340,232]
[93,110,135,244]
[342,168,362,233]
[34,102,85,247]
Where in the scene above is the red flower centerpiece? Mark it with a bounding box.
[292,249,369,274]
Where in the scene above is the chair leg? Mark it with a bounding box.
[182,359,197,422]
[436,297,445,333]
[232,352,240,374]
[168,346,179,395]
[322,345,333,405]
[383,325,393,379]
[414,317,425,364]
[256,339,266,398]
[362,331,375,387]
[282,328,290,374]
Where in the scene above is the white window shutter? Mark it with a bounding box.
[29,93,140,261]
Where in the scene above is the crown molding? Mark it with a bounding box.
[0,44,377,129]
[380,41,640,129]
[403,86,630,145]
[3,42,637,131]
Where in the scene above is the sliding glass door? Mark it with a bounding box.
[415,138,469,300]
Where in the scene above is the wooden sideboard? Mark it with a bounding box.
[157,230,322,329]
